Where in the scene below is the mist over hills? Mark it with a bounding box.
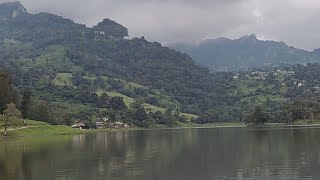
[170,34,320,71]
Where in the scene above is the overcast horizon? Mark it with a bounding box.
[1,0,320,51]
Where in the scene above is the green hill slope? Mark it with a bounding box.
[0,2,229,127]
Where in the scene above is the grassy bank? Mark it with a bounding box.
[0,119,95,137]
[1,119,247,137]
[3,125,96,137]
[6,119,320,138]
[291,120,320,126]
[151,121,246,129]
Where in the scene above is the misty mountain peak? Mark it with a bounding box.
[170,34,314,71]
[0,1,27,19]
[93,18,128,38]
[239,34,257,42]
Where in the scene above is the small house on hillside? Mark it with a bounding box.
[108,121,130,129]
[96,122,104,129]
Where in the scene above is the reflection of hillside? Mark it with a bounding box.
[0,128,320,180]
[90,129,201,179]
[0,136,74,180]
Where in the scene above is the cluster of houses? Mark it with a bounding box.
[274,70,295,76]
[233,69,295,80]
[71,117,130,130]
[2,38,17,44]
[233,71,268,80]
[95,121,130,129]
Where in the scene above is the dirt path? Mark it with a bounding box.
[0,126,36,132]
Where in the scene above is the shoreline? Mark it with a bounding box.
[3,122,320,138]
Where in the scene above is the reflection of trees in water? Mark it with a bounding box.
[91,129,201,180]
[0,130,201,180]
[238,128,320,179]
[0,137,75,180]
[1,128,320,180]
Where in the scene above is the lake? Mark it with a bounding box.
[1,127,320,180]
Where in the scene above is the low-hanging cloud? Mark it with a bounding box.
[1,0,320,50]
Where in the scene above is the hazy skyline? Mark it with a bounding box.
[1,0,320,50]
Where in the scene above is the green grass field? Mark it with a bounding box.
[17,45,82,72]
[292,120,320,125]
[4,125,94,137]
[107,92,199,120]
[53,73,74,86]
[0,117,48,130]
[107,91,135,105]
[0,117,94,137]
[180,113,199,119]
[234,78,286,103]
[185,122,246,128]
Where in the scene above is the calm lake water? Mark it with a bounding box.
[1,127,320,180]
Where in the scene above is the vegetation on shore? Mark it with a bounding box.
[0,118,91,137]
[2,125,95,137]
[291,120,320,126]
[2,115,320,138]
[0,118,245,137]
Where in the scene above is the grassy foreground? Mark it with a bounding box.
[0,118,95,137]
[3,125,96,137]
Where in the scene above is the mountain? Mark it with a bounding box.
[170,34,320,71]
[0,2,238,126]
[2,2,320,127]
[0,1,27,19]
[92,18,128,38]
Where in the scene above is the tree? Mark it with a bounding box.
[109,97,126,111]
[30,101,55,124]
[20,89,33,119]
[97,93,109,108]
[245,106,270,125]
[0,71,19,113]
[134,107,148,121]
[3,103,22,136]
[51,106,72,125]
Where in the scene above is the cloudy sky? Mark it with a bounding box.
[2,0,320,50]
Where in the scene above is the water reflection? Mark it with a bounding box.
[0,127,320,180]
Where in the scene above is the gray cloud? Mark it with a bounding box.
[1,0,320,50]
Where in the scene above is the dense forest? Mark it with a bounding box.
[1,2,320,128]
[0,2,236,128]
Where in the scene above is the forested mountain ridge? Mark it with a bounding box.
[170,34,320,71]
[0,2,237,127]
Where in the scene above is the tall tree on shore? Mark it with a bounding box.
[245,106,270,125]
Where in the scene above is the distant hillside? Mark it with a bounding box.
[170,34,320,71]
